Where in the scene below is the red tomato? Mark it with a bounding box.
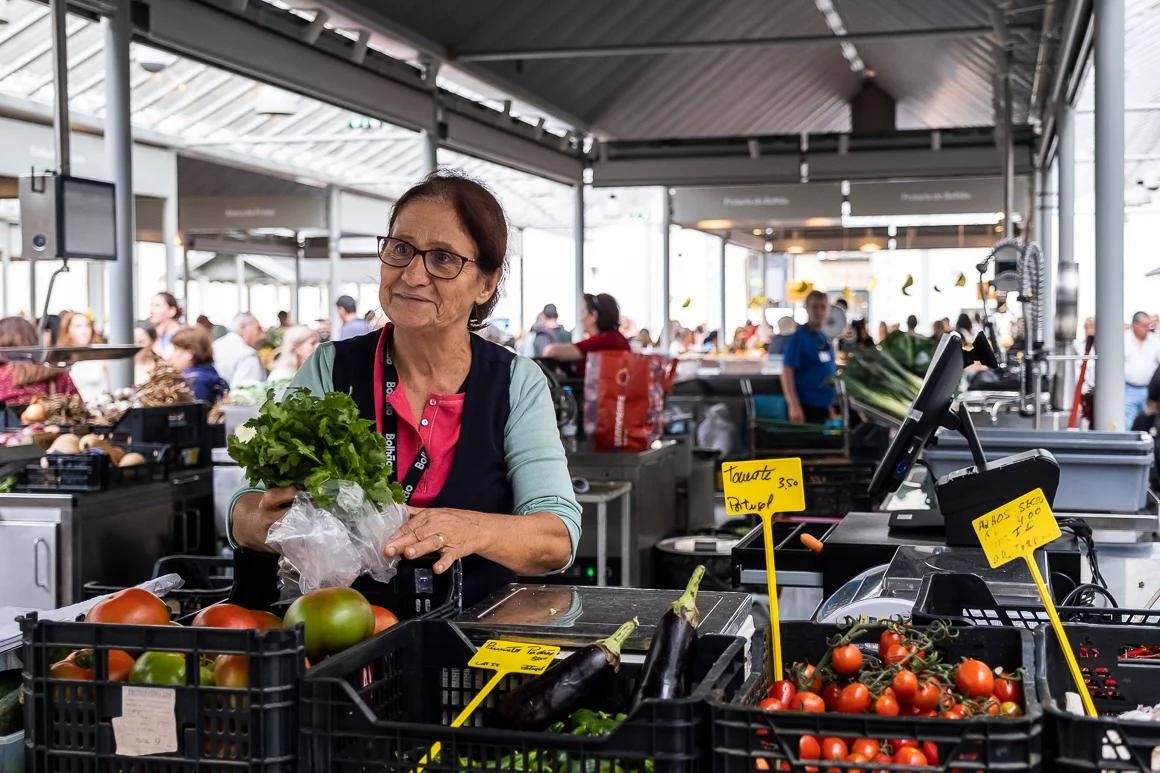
[843,752,869,771]
[912,708,937,718]
[850,739,880,758]
[955,659,995,699]
[799,734,821,760]
[891,669,918,702]
[912,678,941,711]
[831,644,863,676]
[369,605,399,634]
[835,683,871,714]
[86,588,170,626]
[893,747,928,766]
[193,603,260,630]
[49,659,93,680]
[891,739,918,751]
[800,664,823,693]
[882,643,909,666]
[70,648,135,682]
[212,654,249,688]
[993,674,1023,704]
[820,737,848,761]
[874,693,900,716]
[878,629,902,659]
[821,682,842,711]
[981,697,1000,716]
[768,679,797,707]
[921,741,939,765]
[757,697,785,712]
[941,703,969,720]
[793,691,826,713]
[250,610,283,632]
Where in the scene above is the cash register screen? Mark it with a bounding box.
[61,177,116,260]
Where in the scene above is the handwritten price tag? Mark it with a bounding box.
[721,458,806,516]
[468,639,560,675]
[113,686,178,757]
[972,488,1095,717]
[972,488,1061,568]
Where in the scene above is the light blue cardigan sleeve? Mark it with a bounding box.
[228,345,582,568]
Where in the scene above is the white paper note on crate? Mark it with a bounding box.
[112,686,178,757]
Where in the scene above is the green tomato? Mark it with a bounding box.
[129,652,187,686]
[283,587,375,660]
[199,663,215,687]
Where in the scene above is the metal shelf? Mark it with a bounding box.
[0,344,141,367]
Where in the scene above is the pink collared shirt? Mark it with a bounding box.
[387,382,464,507]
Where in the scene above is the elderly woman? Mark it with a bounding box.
[228,172,581,606]
[267,325,320,381]
[168,326,229,403]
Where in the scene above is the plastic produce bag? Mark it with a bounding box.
[265,480,408,595]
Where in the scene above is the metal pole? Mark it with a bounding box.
[718,236,727,350]
[574,184,585,336]
[1002,53,1015,234]
[660,188,672,350]
[50,0,70,178]
[1,243,8,317]
[292,234,302,324]
[163,192,178,294]
[517,227,525,333]
[1093,0,1126,431]
[328,185,342,337]
[1038,163,1057,412]
[1056,102,1077,356]
[104,1,134,389]
[87,262,105,326]
[422,130,438,176]
[235,253,245,312]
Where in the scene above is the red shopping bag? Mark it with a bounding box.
[583,352,676,452]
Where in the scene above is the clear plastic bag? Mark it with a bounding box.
[265,480,408,595]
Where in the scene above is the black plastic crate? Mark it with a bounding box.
[801,460,875,516]
[709,621,1042,772]
[913,572,1160,629]
[17,442,168,492]
[20,611,305,771]
[84,555,235,616]
[113,404,211,469]
[1037,622,1160,772]
[300,619,748,772]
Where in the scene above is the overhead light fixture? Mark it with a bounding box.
[888,238,897,250]
[135,47,174,73]
[787,244,805,254]
[763,241,774,253]
[752,228,763,237]
[255,85,298,117]
[696,219,734,230]
[0,0,10,25]
[859,241,880,253]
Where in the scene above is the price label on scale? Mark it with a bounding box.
[972,489,1096,717]
[721,457,806,682]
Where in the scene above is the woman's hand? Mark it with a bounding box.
[232,486,298,552]
[384,506,489,574]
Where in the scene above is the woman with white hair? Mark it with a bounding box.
[268,325,320,381]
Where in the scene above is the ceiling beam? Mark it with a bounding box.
[455,24,1034,63]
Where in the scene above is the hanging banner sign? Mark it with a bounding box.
[671,184,843,227]
[848,177,1030,217]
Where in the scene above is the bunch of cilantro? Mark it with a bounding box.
[227,388,403,508]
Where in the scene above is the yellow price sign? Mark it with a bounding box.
[721,457,806,682]
[722,458,806,517]
[971,489,1096,717]
[416,639,560,771]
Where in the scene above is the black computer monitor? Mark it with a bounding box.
[868,332,966,498]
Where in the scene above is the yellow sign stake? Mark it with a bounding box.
[972,488,1097,717]
[722,457,806,681]
[415,639,560,772]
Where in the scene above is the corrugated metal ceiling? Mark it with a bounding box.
[333,0,1050,138]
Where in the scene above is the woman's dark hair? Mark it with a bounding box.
[39,314,61,346]
[171,326,214,365]
[135,320,157,342]
[955,312,973,331]
[583,292,620,333]
[0,316,59,386]
[155,292,183,321]
[388,171,507,330]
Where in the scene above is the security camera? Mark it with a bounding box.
[136,48,173,73]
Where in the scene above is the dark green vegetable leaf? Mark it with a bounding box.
[227,388,403,508]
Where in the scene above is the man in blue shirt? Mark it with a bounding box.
[780,290,837,424]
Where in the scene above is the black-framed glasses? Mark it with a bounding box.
[377,236,476,280]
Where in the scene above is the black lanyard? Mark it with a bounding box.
[374,328,430,504]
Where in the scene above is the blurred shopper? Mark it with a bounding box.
[878,321,889,341]
[932,319,949,339]
[277,311,290,328]
[906,315,919,335]
[768,316,796,355]
[57,311,110,400]
[526,303,570,357]
[133,321,158,384]
[169,327,228,403]
[214,313,267,386]
[780,291,836,425]
[839,318,874,352]
[336,295,372,340]
[0,317,80,403]
[543,292,630,376]
[39,314,61,347]
[955,313,974,340]
[1125,311,1160,428]
[148,292,183,355]
[268,325,320,381]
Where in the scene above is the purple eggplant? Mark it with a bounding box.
[631,564,705,708]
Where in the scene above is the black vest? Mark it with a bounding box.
[331,329,518,609]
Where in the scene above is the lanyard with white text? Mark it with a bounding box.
[373,326,429,504]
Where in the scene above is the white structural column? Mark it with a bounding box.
[292,234,302,324]
[163,192,178,294]
[718,236,727,346]
[1037,164,1055,350]
[104,0,135,388]
[235,254,246,312]
[328,185,342,337]
[1056,102,1076,353]
[574,184,585,335]
[660,188,672,350]
[1093,0,1126,430]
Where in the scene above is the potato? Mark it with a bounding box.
[78,433,103,451]
[105,446,126,466]
[21,403,46,424]
[118,452,147,467]
[47,433,80,454]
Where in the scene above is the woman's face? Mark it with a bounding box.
[68,314,93,346]
[380,199,497,333]
[149,295,174,327]
[294,332,319,366]
[133,328,153,362]
[580,303,597,335]
[168,347,193,370]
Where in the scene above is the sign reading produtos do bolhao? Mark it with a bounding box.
[721,457,806,681]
